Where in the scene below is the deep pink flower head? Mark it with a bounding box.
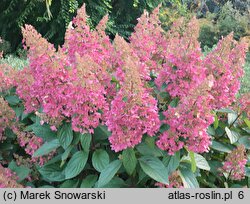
[17,6,111,133]
[64,5,113,88]
[156,18,206,99]
[106,90,160,152]
[204,34,248,109]
[68,54,109,133]
[155,18,247,155]
[157,76,215,154]
[106,36,160,152]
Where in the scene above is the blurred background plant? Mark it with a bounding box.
[240,53,250,95]
[198,1,250,49]
[159,0,192,31]
[1,0,249,52]
[0,0,163,53]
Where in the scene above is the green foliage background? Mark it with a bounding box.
[0,0,163,53]
[1,0,249,53]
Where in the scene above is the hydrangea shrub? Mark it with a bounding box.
[0,5,249,188]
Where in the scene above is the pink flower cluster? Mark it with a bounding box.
[0,164,22,188]
[155,171,183,188]
[17,6,111,134]
[155,18,206,99]
[144,16,246,155]
[239,93,250,118]
[0,97,16,141]
[14,129,54,166]
[219,145,247,180]
[130,5,166,76]
[106,36,160,152]
[157,76,215,154]
[204,34,247,109]
[106,90,160,152]
[0,63,16,93]
[13,4,247,154]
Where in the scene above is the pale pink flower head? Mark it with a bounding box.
[0,165,23,188]
[219,145,247,181]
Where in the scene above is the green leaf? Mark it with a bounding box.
[80,175,98,188]
[145,137,155,148]
[182,153,210,171]
[38,162,65,182]
[169,98,179,107]
[21,111,30,121]
[238,136,250,149]
[207,161,222,174]
[211,141,233,153]
[32,124,56,141]
[12,106,24,118]
[179,166,199,188]
[97,160,122,187]
[244,119,250,129]
[214,114,219,129]
[139,156,169,184]
[45,154,62,166]
[80,133,92,152]
[101,177,126,188]
[60,179,79,188]
[122,96,128,102]
[4,128,16,139]
[138,169,147,184]
[57,122,73,149]
[159,124,170,133]
[193,153,210,171]
[122,148,137,175]
[136,143,164,157]
[216,108,236,114]
[40,185,54,188]
[93,125,111,141]
[8,161,30,182]
[33,139,60,157]
[61,146,73,161]
[189,151,196,173]
[72,132,81,145]
[92,149,109,172]
[5,95,20,105]
[65,151,88,179]
[245,167,250,177]
[61,145,73,167]
[228,113,238,125]
[243,127,250,134]
[164,151,180,174]
[0,142,14,152]
[159,92,169,100]
[207,126,215,136]
[225,127,239,144]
